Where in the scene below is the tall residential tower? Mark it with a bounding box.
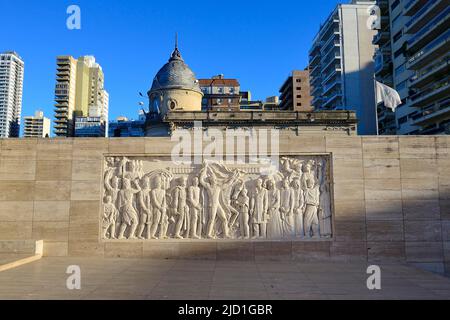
[0,51,24,138]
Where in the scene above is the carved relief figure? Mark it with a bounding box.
[318,161,332,238]
[236,188,250,239]
[250,178,268,239]
[103,196,118,239]
[291,177,305,238]
[150,175,167,239]
[173,177,189,239]
[136,177,152,240]
[266,179,283,239]
[304,179,320,238]
[117,178,141,240]
[188,177,202,239]
[280,178,295,238]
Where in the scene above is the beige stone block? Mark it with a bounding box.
[69,201,101,241]
[281,135,326,154]
[292,241,331,261]
[143,242,179,259]
[363,158,400,180]
[108,138,145,154]
[400,158,437,179]
[71,160,102,181]
[33,201,70,221]
[405,242,444,262]
[34,181,71,201]
[332,158,363,181]
[104,242,143,258]
[330,241,367,261]
[72,139,108,161]
[441,200,450,220]
[436,136,449,159]
[442,221,450,241]
[333,180,364,200]
[71,181,101,201]
[0,221,32,240]
[217,242,253,261]
[0,181,34,201]
[367,242,406,262]
[440,177,450,200]
[0,160,35,180]
[68,241,104,257]
[36,160,72,181]
[144,138,178,155]
[438,159,450,178]
[0,201,33,221]
[401,178,439,201]
[362,137,399,159]
[179,242,218,260]
[367,221,404,242]
[365,179,401,200]
[0,240,37,254]
[399,136,436,159]
[365,200,403,221]
[43,242,68,257]
[405,221,442,242]
[37,139,73,160]
[403,200,440,220]
[334,200,365,221]
[0,139,37,160]
[326,137,362,159]
[32,221,69,241]
[334,221,366,242]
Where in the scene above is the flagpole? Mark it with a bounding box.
[374,76,380,136]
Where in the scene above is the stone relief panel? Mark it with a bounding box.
[102,156,333,240]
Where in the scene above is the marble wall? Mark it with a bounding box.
[0,135,448,274]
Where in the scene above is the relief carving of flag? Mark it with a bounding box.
[376,81,402,112]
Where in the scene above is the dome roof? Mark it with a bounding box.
[149,47,202,94]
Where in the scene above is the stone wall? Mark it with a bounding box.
[0,136,448,274]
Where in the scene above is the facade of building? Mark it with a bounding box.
[309,1,378,135]
[0,51,24,138]
[279,70,313,111]
[373,0,449,135]
[54,55,109,137]
[23,110,51,138]
[199,75,241,111]
[109,112,146,137]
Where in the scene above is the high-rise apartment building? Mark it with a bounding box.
[0,51,24,138]
[279,70,313,111]
[309,1,378,135]
[374,0,449,135]
[23,110,51,138]
[53,55,109,137]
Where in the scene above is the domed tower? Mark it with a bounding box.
[147,42,203,119]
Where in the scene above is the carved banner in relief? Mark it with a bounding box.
[102,156,333,240]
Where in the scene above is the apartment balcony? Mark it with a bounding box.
[311,96,322,106]
[404,0,447,34]
[409,56,450,89]
[407,29,450,70]
[322,92,343,108]
[309,53,321,66]
[410,76,450,107]
[373,31,390,46]
[309,41,323,56]
[411,99,450,126]
[374,50,392,76]
[310,63,321,77]
[322,69,341,86]
[311,85,322,97]
[404,0,428,16]
[322,79,342,96]
[407,7,450,53]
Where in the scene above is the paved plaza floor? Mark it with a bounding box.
[0,257,449,300]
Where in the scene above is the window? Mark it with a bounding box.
[296,87,302,91]
[297,103,302,106]
[396,79,408,91]
[398,116,407,125]
[393,31,402,43]
[392,13,402,29]
[218,87,224,93]
[296,79,302,83]
[229,87,235,94]
[391,0,400,10]
[395,64,405,75]
[297,95,302,98]
[394,47,404,58]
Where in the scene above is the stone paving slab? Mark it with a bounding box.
[0,257,449,300]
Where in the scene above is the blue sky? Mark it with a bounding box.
[1,0,342,133]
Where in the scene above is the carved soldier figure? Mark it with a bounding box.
[105,172,120,207]
[250,178,268,239]
[200,168,238,239]
[280,178,295,238]
[266,179,283,239]
[173,177,189,239]
[318,161,332,238]
[136,177,152,240]
[188,177,202,239]
[117,178,141,240]
[103,196,118,239]
[301,160,316,190]
[304,179,320,238]
[151,175,167,239]
[292,177,305,238]
[236,188,250,239]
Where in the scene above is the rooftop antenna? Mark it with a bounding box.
[175,32,178,50]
